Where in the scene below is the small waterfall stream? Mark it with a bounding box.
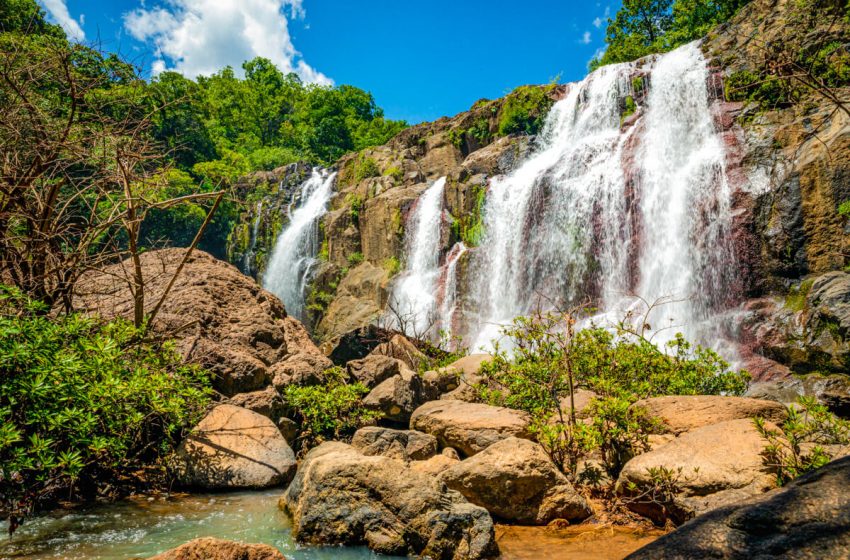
[264,168,336,321]
[385,177,446,338]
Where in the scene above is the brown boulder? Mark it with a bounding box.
[442,437,592,524]
[228,386,286,422]
[346,354,401,388]
[437,354,492,402]
[280,442,498,558]
[410,400,532,457]
[148,538,286,560]
[369,334,430,370]
[351,426,438,461]
[362,367,426,423]
[633,395,788,435]
[174,404,296,489]
[74,249,311,397]
[270,352,333,389]
[617,419,777,524]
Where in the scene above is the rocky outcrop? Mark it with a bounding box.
[435,354,492,402]
[626,455,850,559]
[173,404,296,489]
[227,386,286,423]
[148,538,286,560]
[633,395,787,435]
[346,354,401,388]
[747,373,850,418]
[617,419,777,524]
[368,334,430,370]
[362,367,427,423]
[74,249,318,396]
[280,441,498,558]
[410,400,532,457]
[442,437,592,525]
[351,426,438,461]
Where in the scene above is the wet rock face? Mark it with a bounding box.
[74,249,323,396]
[743,271,850,375]
[280,442,499,559]
[625,455,850,560]
[148,537,287,560]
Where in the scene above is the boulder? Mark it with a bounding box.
[362,367,426,423]
[174,404,296,489]
[346,354,401,389]
[74,249,318,397]
[617,419,777,524]
[626,456,850,560]
[147,538,286,560]
[438,354,491,402]
[369,334,430,370]
[633,395,788,435]
[556,388,599,420]
[228,386,285,422]
[270,352,333,389]
[410,400,532,457]
[442,437,593,524]
[351,426,438,461]
[281,442,498,559]
[325,324,395,366]
[411,452,461,477]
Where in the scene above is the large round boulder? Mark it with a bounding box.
[410,400,532,457]
[617,419,777,524]
[442,437,592,524]
[174,404,296,489]
[351,426,438,461]
[280,442,498,559]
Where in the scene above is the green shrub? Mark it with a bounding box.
[478,309,749,477]
[839,199,850,217]
[383,256,402,276]
[622,95,637,122]
[725,70,796,109]
[755,396,850,485]
[450,184,487,247]
[384,165,404,182]
[347,252,364,266]
[282,367,381,449]
[498,85,556,136]
[0,286,211,530]
[346,193,365,224]
[354,155,380,181]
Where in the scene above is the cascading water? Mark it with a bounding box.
[437,242,468,345]
[385,177,446,338]
[442,41,737,353]
[264,168,336,321]
[242,200,263,276]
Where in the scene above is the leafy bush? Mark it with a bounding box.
[383,256,402,276]
[384,165,404,182]
[839,199,850,217]
[354,156,380,181]
[282,367,381,449]
[450,184,487,247]
[0,286,211,531]
[755,396,850,485]
[346,193,365,224]
[498,85,556,136]
[478,309,749,477]
[347,252,364,266]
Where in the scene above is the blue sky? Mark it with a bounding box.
[38,0,617,123]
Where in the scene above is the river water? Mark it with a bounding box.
[0,490,660,560]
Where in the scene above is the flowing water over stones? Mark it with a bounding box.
[384,177,446,338]
[392,42,737,353]
[264,168,336,321]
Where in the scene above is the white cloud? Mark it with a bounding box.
[39,0,86,41]
[123,0,331,84]
[580,31,592,44]
[593,17,603,28]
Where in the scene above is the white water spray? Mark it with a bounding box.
[385,177,446,338]
[264,168,336,320]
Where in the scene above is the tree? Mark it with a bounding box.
[600,0,674,66]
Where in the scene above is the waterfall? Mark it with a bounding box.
[263,168,336,320]
[438,242,468,345]
[453,41,736,352]
[385,177,446,339]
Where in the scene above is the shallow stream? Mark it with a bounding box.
[0,491,660,559]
